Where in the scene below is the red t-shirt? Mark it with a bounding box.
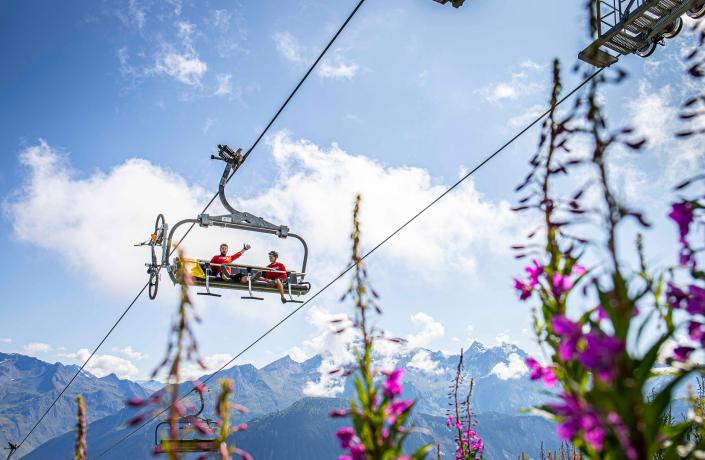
[265,262,287,280]
[210,250,244,275]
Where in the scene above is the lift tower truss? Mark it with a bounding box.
[580,0,702,67]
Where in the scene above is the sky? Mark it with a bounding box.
[0,0,703,393]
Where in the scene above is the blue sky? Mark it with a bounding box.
[0,0,702,391]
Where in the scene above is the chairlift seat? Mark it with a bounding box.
[176,258,311,296]
[158,439,220,453]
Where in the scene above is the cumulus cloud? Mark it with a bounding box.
[626,79,705,188]
[273,32,358,80]
[490,353,528,380]
[215,73,233,96]
[23,342,51,355]
[406,313,445,349]
[291,307,355,397]
[273,32,306,63]
[407,350,442,375]
[242,132,523,276]
[61,348,139,379]
[180,353,234,381]
[477,62,544,103]
[0,338,11,343]
[112,346,147,361]
[317,58,359,79]
[5,140,209,294]
[153,52,207,86]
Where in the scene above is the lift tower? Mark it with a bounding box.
[579,0,705,67]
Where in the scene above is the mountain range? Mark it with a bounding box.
[2,342,563,459]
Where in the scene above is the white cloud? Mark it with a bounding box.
[211,9,231,30]
[0,338,11,343]
[407,350,443,375]
[242,132,523,276]
[477,65,544,103]
[273,33,358,80]
[519,59,543,70]
[128,0,146,29]
[203,117,216,133]
[112,346,147,361]
[153,52,207,86]
[148,22,207,87]
[295,307,355,397]
[317,59,359,79]
[180,353,234,381]
[5,140,209,294]
[273,32,306,63]
[495,331,511,345]
[626,79,705,188]
[23,342,51,355]
[507,104,545,129]
[490,353,528,380]
[60,348,139,379]
[406,312,445,349]
[215,73,233,96]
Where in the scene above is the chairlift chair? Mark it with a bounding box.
[163,144,311,302]
[154,390,219,454]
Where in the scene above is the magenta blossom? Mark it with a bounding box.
[513,278,533,301]
[578,332,624,382]
[673,346,695,362]
[525,260,544,287]
[667,283,687,309]
[336,427,355,449]
[383,368,405,399]
[551,273,574,298]
[550,393,604,452]
[571,264,587,277]
[525,357,557,388]
[669,201,694,239]
[551,315,582,361]
[686,285,705,315]
[689,321,705,344]
[385,399,413,424]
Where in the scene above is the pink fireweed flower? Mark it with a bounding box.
[513,278,533,301]
[571,264,587,277]
[669,201,694,239]
[525,357,557,388]
[551,315,582,361]
[336,427,355,449]
[686,285,705,315]
[607,412,637,460]
[673,345,695,362]
[551,273,574,298]
[578,332,624,382]
[550,393,604,452]
[385,399,413,424]
[383,368,405,399]
[667,283,687,309]
[689,321,705,344]
[525,260,544,287]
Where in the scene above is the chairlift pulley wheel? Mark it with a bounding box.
[637,40,657,58]
[688,0,705,19]
[662,17,683,40]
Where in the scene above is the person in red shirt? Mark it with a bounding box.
[210,243,250,280]
[263,250,288,303]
